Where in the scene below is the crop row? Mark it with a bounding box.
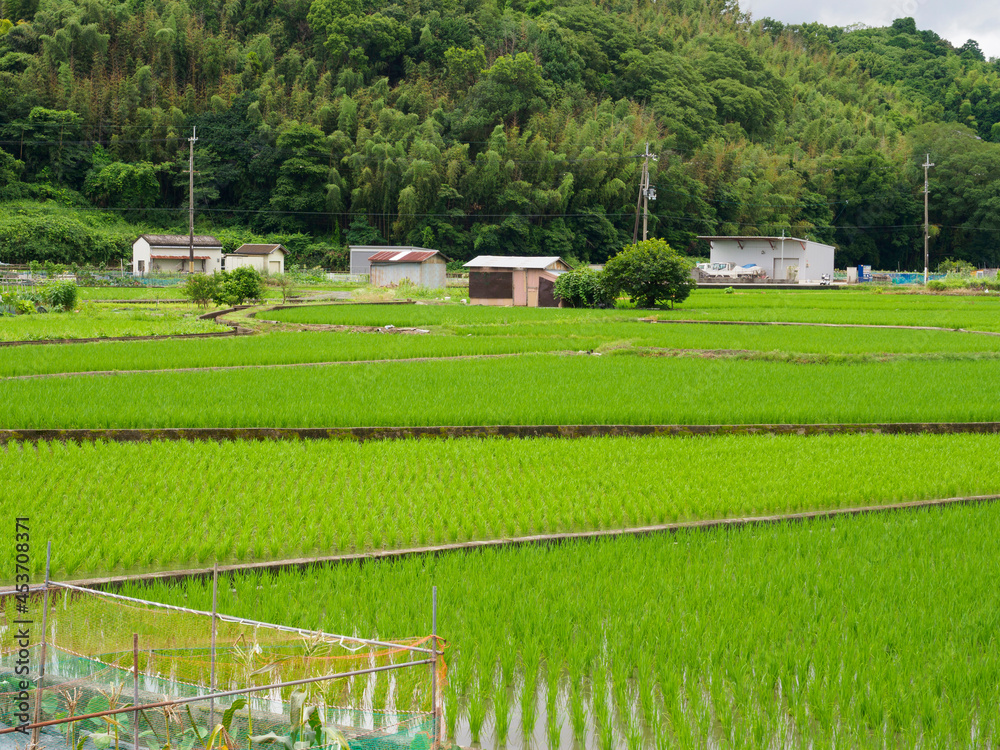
[118,501,1000,748]
[3,354,1000,428]
[4,321,998,378]
[5,433,1000,582]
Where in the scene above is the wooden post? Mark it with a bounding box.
[430,587,438,747]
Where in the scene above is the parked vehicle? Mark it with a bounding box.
[696,262,766,280]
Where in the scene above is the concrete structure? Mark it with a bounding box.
[368,249,448,289]
[464,256,571,307]
[698,236,835,283]
[225,244,287,274]
[132,234,223,275]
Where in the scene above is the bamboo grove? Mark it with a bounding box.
[2,0,1000,267]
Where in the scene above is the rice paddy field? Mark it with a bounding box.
[5,433,1000,581]
[3,354,1000,428]
[268,289,1000,331]
[6,287,1000,749]
[0,304,228,340]
[119,500,1000,749]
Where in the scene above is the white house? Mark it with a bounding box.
[132,234,224,275]
[225,244,287,274]
[698,236,836,283]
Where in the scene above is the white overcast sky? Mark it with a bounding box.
[741,0,1000,60]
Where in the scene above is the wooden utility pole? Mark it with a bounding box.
[188,126,198,273]
[632,143,657,244]
[923,153,934,285]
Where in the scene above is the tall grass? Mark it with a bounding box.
[5,433,1000,582]
[3,355,1000,428]
[125,501,1000,748]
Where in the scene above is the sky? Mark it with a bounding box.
[741,0,1000,60]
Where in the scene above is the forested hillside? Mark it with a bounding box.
[1,0,999,268]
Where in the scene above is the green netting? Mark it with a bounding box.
[0,586,442,750]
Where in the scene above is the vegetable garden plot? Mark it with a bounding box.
[0,583,441,750]
[130,501,1000,749]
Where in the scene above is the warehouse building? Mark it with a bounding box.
[464,256,571,307]
[132,234,223,275]
[225,244,287,274]
[369,249,448,289]
[698,236,835,282]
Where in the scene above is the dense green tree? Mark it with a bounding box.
[1,0,1000,269]
[603,239,695,308]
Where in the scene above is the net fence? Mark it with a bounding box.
[0,583,442,750]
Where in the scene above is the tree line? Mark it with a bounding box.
[1,0,999,268]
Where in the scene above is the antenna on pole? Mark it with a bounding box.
[923,153,934,285]
[188,126,198,274]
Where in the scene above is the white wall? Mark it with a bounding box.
[225,253,285,274]
[131,238,151,274]
[139,247,223,274]
[708,238,835,282]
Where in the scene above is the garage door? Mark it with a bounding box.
[773,257,799,280]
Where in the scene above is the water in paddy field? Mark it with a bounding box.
[447,668,637,750]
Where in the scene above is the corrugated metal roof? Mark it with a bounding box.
[140,234,222,248]
[464,256,566,269]
[368,250,441,263]
[698,235,812,243]
[232,244,286,255]
[150,254,211,260]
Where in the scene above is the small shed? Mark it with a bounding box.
[132,234,223,275]
[368,249,448,289]
[225,244,287,274]
[463,256,571,307]
[698,236,835,283]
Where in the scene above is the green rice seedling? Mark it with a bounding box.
[491,667,511,747]
[7,353,1000,429]
[544,663,562,750]
[466,672,486,746]
[443,680,460,741]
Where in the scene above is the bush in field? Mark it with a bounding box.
[183,273,221,308]
[213,267,266,306]
[552,266,614,308]
[927,280,947,291]
[937,259,976,275]
[602,239,696,308]
[41,280,78,311]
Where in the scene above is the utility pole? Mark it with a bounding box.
[632,143,657,243]
[188,126,198,273]
[923,153,934,285]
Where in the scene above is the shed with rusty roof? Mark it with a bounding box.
[132,234,224,275]
[226,244,288,274]
[463,256,571,307]
[368,248,448,289]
